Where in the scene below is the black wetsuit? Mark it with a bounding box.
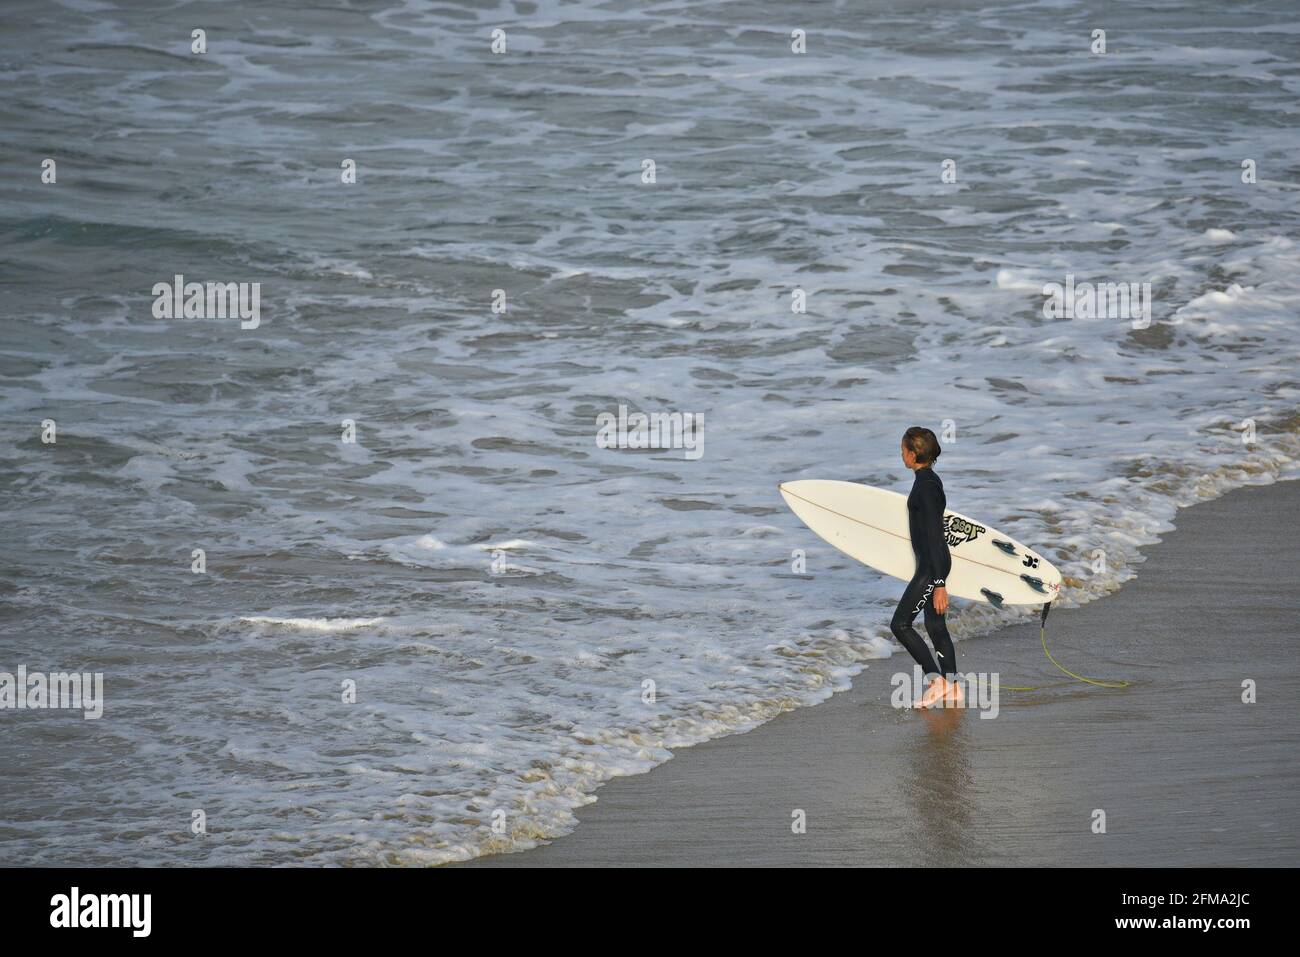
[890,465,956,678]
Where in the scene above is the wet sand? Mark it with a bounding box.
[466,480,1300,866]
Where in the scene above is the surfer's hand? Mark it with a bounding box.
[933,586,949,615]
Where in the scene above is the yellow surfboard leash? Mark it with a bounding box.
[1001,602,1131,692]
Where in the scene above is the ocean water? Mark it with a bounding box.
[1,0,1298,865]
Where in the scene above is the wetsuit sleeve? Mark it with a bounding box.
[918,481,952,586]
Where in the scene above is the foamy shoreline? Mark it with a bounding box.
[464,479,1300,867]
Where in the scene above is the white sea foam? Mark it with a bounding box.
[239,616,388,632]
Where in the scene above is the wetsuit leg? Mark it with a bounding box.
[890,571,941,677]
[922,599,956,679]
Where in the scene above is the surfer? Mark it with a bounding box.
[893,427,962,707]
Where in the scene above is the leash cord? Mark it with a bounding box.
[1001,602,1131,691]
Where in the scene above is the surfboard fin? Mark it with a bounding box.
[981,588,1005,608]
[992,539,1018,556]
[1021,574,1047,594]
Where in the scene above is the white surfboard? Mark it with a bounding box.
[779,480,1060,606]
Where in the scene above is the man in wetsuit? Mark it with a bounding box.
[891,426,961,707]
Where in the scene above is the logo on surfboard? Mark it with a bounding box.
[943,515,985,548]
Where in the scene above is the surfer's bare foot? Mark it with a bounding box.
[916,676,945,708]
[917,676,963,708]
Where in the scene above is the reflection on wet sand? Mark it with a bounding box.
[897,707,974,864]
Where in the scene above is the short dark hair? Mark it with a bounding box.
[902,426,941,465]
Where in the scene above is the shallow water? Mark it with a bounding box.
[1,0,1298,864]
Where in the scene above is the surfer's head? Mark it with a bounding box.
[901,427,941,469]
